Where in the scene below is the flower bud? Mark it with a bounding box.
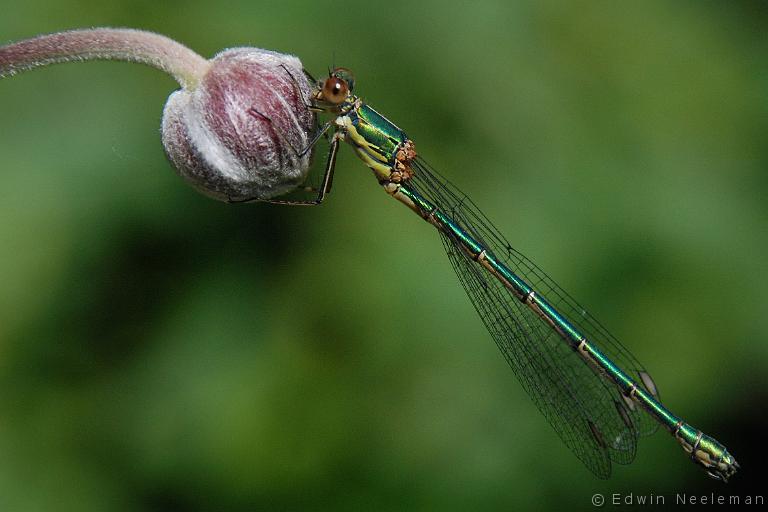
[162,48,316,202]
[0,29,316,202]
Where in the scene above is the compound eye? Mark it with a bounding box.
[322,76,349,104]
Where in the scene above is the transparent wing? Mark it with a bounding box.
[439,230,615,477]
[407,157,662,474]
[410,156,660,437]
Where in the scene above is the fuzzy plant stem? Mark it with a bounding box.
[0,28,210,89]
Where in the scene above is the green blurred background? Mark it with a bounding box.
[1,1,766,510]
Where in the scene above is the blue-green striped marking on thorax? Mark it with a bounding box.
[343,102,407,171]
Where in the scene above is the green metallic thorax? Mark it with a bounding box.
[336,98,409,181]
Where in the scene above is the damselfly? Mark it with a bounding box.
[250,66,739,481]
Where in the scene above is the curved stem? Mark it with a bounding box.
[0,28,210,89]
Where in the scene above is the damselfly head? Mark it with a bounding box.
[314,67,355,107]
[330,67,355,91]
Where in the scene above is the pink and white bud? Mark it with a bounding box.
[0,28,316,202]
[162,48,315,201]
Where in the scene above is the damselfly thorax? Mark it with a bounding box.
[327,96,417,184]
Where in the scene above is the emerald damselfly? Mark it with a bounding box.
[251,66,739,481]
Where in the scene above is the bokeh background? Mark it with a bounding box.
[1,1,766,510]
